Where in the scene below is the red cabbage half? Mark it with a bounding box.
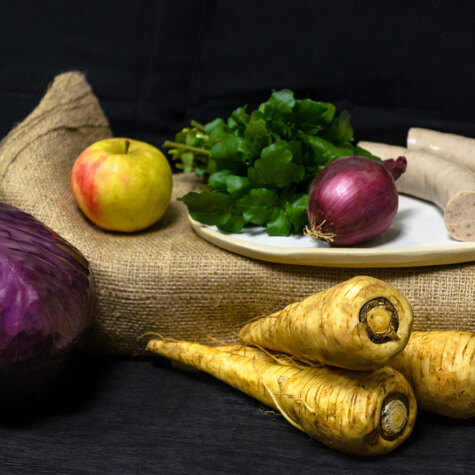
[0,203,94,398]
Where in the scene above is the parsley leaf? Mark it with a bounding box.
[248,142,304,188]
[237,188,279,225]
[178,191,233,226]
[165,89,380,236]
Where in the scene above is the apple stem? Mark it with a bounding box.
[124,139,130,154]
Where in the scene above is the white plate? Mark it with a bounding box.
[189,194,475,268]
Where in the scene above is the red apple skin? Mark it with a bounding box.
[71,138,172,232]
[72,153,106,220]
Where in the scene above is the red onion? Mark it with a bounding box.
[305,155,407,245]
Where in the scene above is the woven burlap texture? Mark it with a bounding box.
[0,71,473,356]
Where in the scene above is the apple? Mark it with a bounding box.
[71,137,173,232]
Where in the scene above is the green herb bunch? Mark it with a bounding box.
[164,89,377,236]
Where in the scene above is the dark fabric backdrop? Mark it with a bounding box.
[0,1,474,473]
[2,0,475,148]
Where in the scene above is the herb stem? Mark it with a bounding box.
[163,140,210,156]
[190,120,206,132]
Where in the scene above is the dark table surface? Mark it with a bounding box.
[1,352,473,475]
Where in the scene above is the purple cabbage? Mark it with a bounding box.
[0,203,94,397]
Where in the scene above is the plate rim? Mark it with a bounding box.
[189,217,475,268]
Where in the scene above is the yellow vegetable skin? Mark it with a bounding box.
[388,331,475,419]
[239,276,413,370]
[147,339,417,456]
[170,344,274,372]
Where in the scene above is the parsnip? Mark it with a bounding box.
[171,344,275,372]
[407,127,475,173]
[388,331,475,419]
[216,344,276,361]
[147,339,417,456]
[358,141,475,242]
[239,276,413,371]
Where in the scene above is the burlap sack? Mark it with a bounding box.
[0,72,473,356]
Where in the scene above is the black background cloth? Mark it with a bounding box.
[0,1,474,473]
[2,0,475,149]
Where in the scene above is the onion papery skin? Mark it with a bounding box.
[0,203,95,399]
[307,156,400,245]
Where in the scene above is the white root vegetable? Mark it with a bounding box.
[147,339,417,456]
[389,331,475,419]
[358,141,475,242]
[407,128,475,173]
[239,276,414,371]
[170,344,275,372]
